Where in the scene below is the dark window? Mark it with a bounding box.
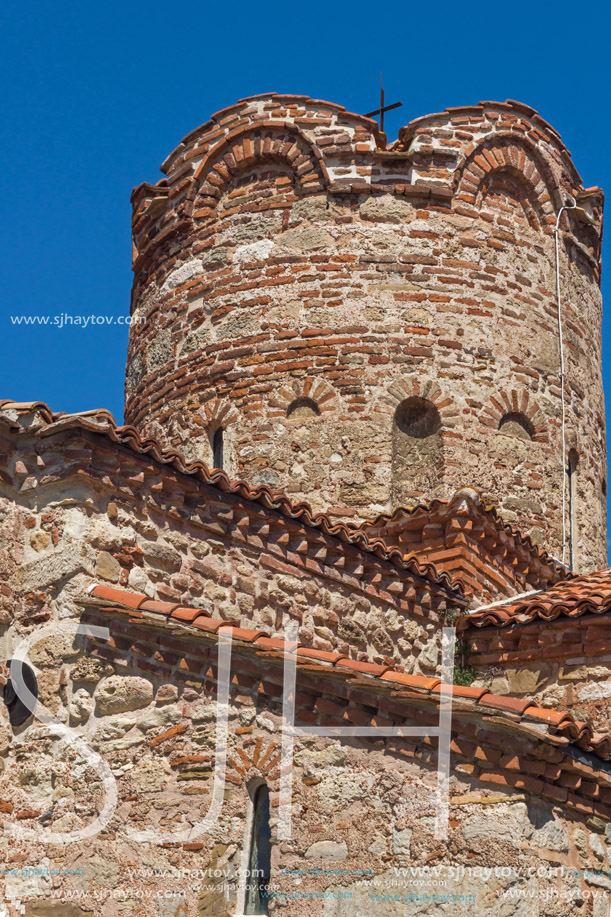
[568,449,579,570]
[244,783,272,915]
[212,428,224,470]
[3,660,38,726]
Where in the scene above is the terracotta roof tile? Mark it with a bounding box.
[355,489,569,584]
[171,607,211,623]
[77,584,611,768]
[432,684,488,701]
[590,734,611,758]
[89,585,146,610]
[227,626,267,643]
[522,707,572,728]
[380,672,441,691]
[296,648,345,664]
[190,616,227,634]
[254,636,289,651]
[0,400,462,599]
[138,599,180,616]
[458,567,611,631]
[335,659,391,677]
[478,694,534,716]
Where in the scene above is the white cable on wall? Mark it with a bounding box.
[553,194,576,567]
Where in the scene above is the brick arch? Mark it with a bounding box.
[141,398,240,463]
[268,376,340,418]
[455,134,560,232]
[199,397,240,432]
[227,738,281,786]
[382,379,457,507]
[480,170,543,230]
[189,122,328,218]
[483,389,548,443]
[378,378,459,427]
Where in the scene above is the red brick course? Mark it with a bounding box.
[77,586,611,823]
[123,95,606,570]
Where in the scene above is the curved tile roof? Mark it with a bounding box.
[458,567,611,631]
[81,583,611,764]
[0,399,463,598]
[355,487,569,583]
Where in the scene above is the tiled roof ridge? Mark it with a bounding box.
[80,583,611,767]
[457,566,611,631]
[0,399,462,598]
[355,488,569,581]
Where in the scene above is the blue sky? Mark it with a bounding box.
[1,0,610,539]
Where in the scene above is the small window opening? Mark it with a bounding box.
[568,449,579,571]
[212,428,224,470]
[286,397,320,420]
[244,783,272,915]
[3,660,38,726]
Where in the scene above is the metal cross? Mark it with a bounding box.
[365,73,402,133]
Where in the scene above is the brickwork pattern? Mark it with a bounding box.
[1,595,610,914]
[125,94,606,571]
[0,402,464,676]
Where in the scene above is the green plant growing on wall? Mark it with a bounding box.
[439,609,477,687]
[453,660,477,687]
[453,635,477,686]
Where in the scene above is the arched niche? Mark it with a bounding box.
[286,397,321,420]
[392,396,443,506]
[498,411,535,441]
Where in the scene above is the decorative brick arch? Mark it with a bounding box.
[199,396,240,433]
[227,738,281,786]
[483,389,548,443]
[145,399,240,463]
[378,377,459,427]
[269,376,340,419]
[380,378,458,507]
[455,134,560,232]
[189,122,328,218]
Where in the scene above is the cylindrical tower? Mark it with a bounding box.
[125,93,606,570]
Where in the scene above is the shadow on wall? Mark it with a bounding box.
[392,397,443,507]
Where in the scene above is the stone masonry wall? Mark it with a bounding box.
[466,616,611,736]
[0,611,610,917]
[0,414,463,686]
[124,94,606,572]
[1,414,611,914]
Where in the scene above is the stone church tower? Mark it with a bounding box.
[2,92,611,914]
[124,94,606,571]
